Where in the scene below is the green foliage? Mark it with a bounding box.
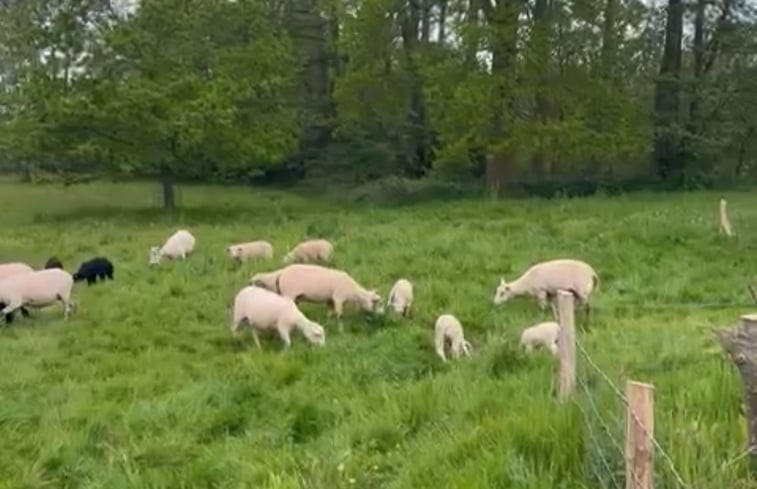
[0,181,754,487]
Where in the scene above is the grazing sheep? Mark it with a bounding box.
[274,264,383,330]
[0,269,75,323]
[227,241,274,263]
[434,314,472,362]
[73,257,114,285]
[44,257,63,269]
[150,229,196,265]
[520,321,560,356]
[231,285,325,349]
[387,278,413,317]
[0,262,34,323]
[493,259,599,317]
[282,239,333,264]
[250,269,285,291]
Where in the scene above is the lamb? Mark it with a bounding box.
[493,259,599,317]
[274,264,383,330]
[0,262,34,323]
[149,229,196,265]
[434,314,472,362]
[520,321,560,356]
[73,257,114,285]
[282,239,333,264]
[249,269,285,291]
[387,278,413,317]
[0,268,76,323]
[227,241,274,263]
[231,285,325,350]
[44,257,63,269]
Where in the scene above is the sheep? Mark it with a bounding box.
[44,257,63,269]
[274,264,383,331]
[387,278,413,317]
[493,259,599,318]
[73,257,114,285]
[434,314,472,362]
[520,321,560,356]
[0,268,76,324]
[150,229,196,265]
[227,241,274,263]
[282,239,333,264]
[231,285,325,350]
[249,269,285,291]
[0,262,34,323]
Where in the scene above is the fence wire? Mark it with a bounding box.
[573,337,691,489]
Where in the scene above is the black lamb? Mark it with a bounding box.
[44,257,63,269]
[73,257,114,285]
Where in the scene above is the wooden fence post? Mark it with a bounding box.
[720,198,733,237]
[557,290,576,401]
[626,380,655,489]
[717,314,757,473]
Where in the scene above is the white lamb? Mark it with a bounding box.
[274,264,383,330]
[493,259,599,317]
[387,278,413,317]
[0,262,34,280]
[434,314,472,362]
[227,241,274,263]
[0,269,76,321]
[520,321,560,356]
[231,285,325,349]
[282,239,333,264]
[149,229,196,265]
[249,269,284,291]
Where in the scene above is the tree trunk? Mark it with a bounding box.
[652,0,684,184]
[437,0,447,44]
[421,0,431,43]
[161,174,176,210]
[600,0,617,80]
[530,0,551,177]
[481,0,520,193]
[401,0,430,176]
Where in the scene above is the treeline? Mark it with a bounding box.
[0,0,755,206]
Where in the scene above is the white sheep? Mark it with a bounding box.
[493,259,599,317]
[150,229,196,265]
[282,239,333,264]
[387,278,413,317]
[0,269,76,321]
[249,269,284,291]
[274,264,383,330]
[231,285,325,349]
[434,314,472,362]
[0,262,34,280]
[227,241,274,263]
[520,321,560,356]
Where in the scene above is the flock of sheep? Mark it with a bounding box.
[0,227,600,362]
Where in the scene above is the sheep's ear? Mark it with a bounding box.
[500,277,505,286]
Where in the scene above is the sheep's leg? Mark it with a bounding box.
[462,340,472,357]
[333,298,345,333]
[0,299,23,319]
[251,329,262,350]
[276,322,292,351]
[20,307,30,318]
[404,303,412,318]
[435,335,447,362]
[107,269,114,280]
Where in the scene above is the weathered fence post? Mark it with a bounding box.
[717,314,757,473]
[557,290,576,401]
[626,380,655,489]
[720,198,733,237]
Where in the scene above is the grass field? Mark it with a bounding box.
[0,181,755,488]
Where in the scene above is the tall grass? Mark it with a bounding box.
[0,180,754,488]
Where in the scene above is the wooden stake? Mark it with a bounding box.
[625,380,655,489]
[557,290,576,401]
[720,198,733,237]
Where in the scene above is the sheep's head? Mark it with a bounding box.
[360,290,384,314]
[493,278,515,305]
[227,246,238,259]
[149,246,162,266]
[303,321,326,346]
[282,250,295,264]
